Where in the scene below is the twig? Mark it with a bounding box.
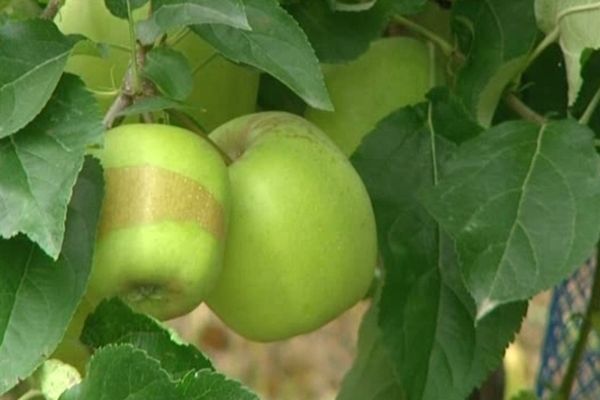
[103,42,155,128]
[503,92,547,125]
[103,92,133,128]
[557,251,600,399]
[40,0,62,20]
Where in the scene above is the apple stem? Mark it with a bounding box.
[167,110,233,165]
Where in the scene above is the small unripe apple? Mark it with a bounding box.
[305,37,435,155]
[88,124,230,320]
[207,112,377,341]
[54,0,259,131]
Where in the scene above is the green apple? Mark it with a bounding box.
[88,123,230,320]
[54,0,259,131]
[305,37,436,156]
[207,112,377,341]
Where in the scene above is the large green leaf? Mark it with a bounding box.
[137,0,249,44]
[61,338,258,399]
[193,0,333,111]
[177,370,259,400]
[535,0,600,104]
[0,74,104,259]
[0,19,79,138]
[423,120,600,316]
[0,158,103,395]
[287,0,389,64]
[59,344,181,400]
[350,101,526,400]
[82,299,212,379]
[452,0,538,126]
[143,47,193,101]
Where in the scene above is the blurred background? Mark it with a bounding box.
[166,293,551,400]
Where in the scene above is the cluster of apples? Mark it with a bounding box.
[53,0,435,370]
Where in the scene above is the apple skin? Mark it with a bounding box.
[88,124,230,320]
[54,0,259,132]
[207,112,377,342]
[305,37,435,156]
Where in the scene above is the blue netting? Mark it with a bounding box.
[536,258,600,399]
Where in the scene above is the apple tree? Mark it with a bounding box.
[1,0,600,399]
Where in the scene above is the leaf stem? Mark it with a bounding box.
[557,2,600,21]
[192,52,219,76]
[393,15,454,58]
[503,92,547,125]
[556,251,600,399]
[427,103,439,185]
[579,85,600,125]
[40,0,62,20]
[523,27,560,71]
[17,389,43,400]
[126,0,140,93]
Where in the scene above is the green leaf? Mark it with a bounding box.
[257,73,307,115]
[137,0,250,44]
[287,0,389,63]
[0,19,79,138]
[117,96,188,117]
[105,0,149,19]
[0,157,103,394]
[427,87,483,144]
[177,370,259,400]
[452,0,538,126]
[535,0,600,104]
[193,0,333,110]
[81,299,213,379]
[422,120,600,316]
[0,74,104,259]
[60,343,259,399]
[351,104,526,400]
[59,344,181,400]
[143,47,193,101]
[572,49,600,131]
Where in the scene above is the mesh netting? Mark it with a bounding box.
[536,258,600,399]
